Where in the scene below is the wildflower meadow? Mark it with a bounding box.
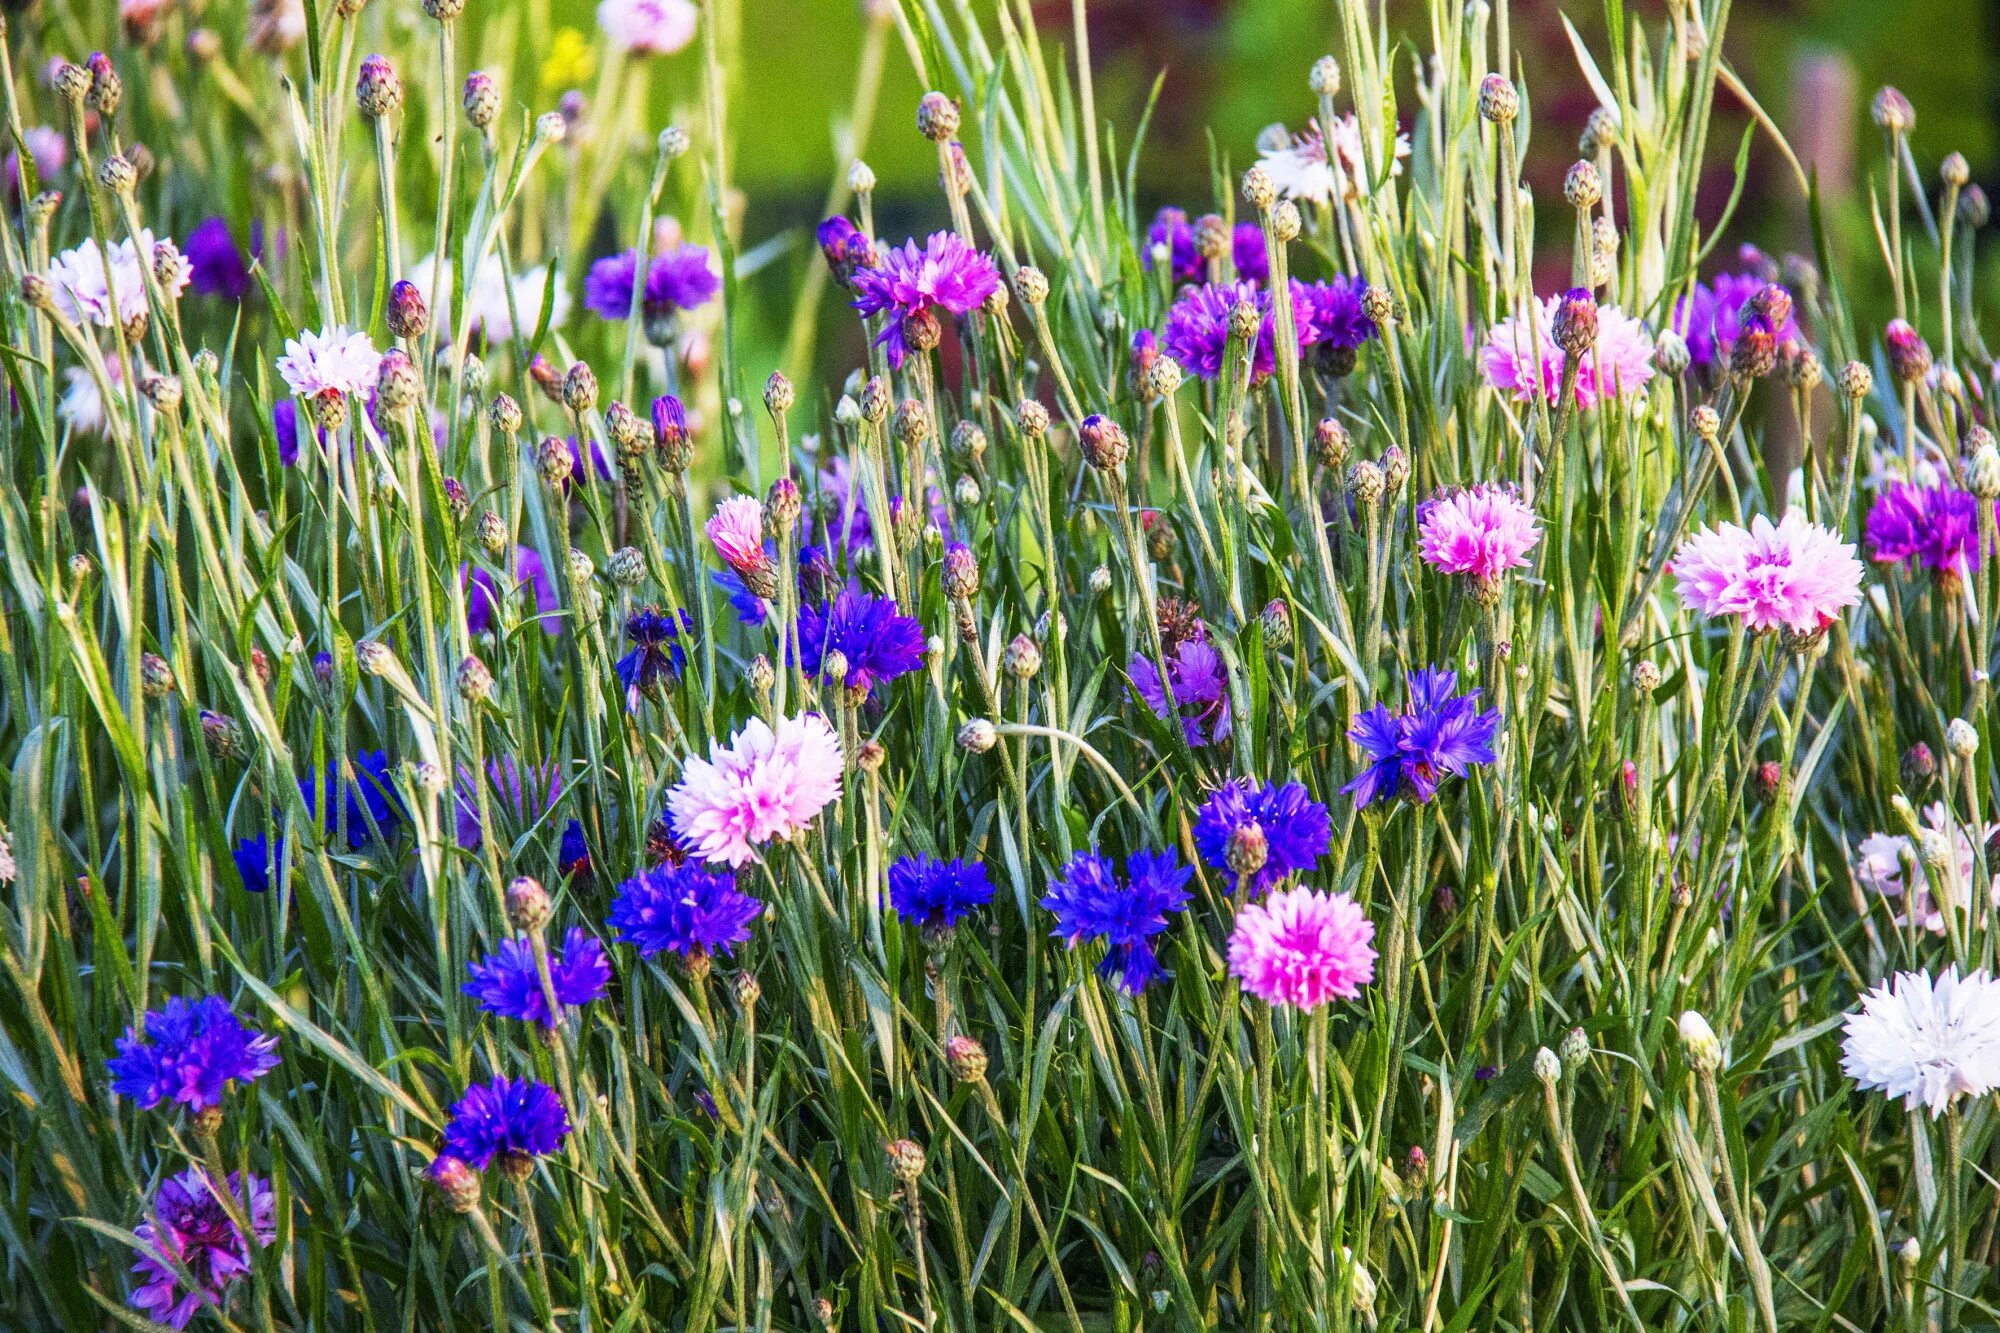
[4,0,2000,1328]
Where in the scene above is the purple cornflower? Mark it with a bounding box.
[564,434,616,493]
[1866,481,1985,583]
[850,232,1002,368]
[609,862,763,960]
[1041,850,1195,992]
[1164,280,1273,380]
[1672,273,1799,369]
[1292,276,1376,358]
[1193,780,1333,890]
[817,216,879,287]
[453,756,563,851]
[128,1170,276,1329]
[583,243,720,322]
[615,606,690,708]
[559,820,592,878]
[887,854,995,930]
[797,582,926,693]
[463,545,560,637]
[272,398,325,467]
[464,927,611,1026]
[1129,639,1232,746]
[185,216,253,301]
[1143,207,1201,283]
[1343,666,1501,809]
[1232,222,1270,284]
[440,1075,572,1172]
[106,995,280,1112]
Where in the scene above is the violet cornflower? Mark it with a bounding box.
[464,927,611,1027]
[1041,849,1195,992]
[1867,481,1984,585]
[1672,273,1799,369]
[1193,780,1333,890]
[1343,667,1501,809]
[887,853,995,931]
[797,582,927,693]
[128,1170,276,1329]
[185,216,253,301]
[849,232,1002,368]
[1129,639,1232,747]
[106,995,280,1112]
[1233,222,1270,284]
[1143,207,1202,283]
[440,1075,572,1174]
[609,861,763,960]
[453,756,562,852]
[583,243,720,323]
[463,545,561,637]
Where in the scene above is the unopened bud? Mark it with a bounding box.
[506,876,551,932]
[1678,1010,1721,1072]
[957,719,997,753]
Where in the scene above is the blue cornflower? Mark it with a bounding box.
[231,834,284,895]
[609,862,763,960]
[1041,850,1194,992]
[1193,780,1333,891]
[106,995,280,1112]
[711,543,836,627]
[302,750,402,848]
[887,854,995,930]
[614,607,689,709]
[463,927,611,1027]
[798,581,926,693]
[559,820,592,878]
[1342,666,1501,809]
[440,1075,571,1172]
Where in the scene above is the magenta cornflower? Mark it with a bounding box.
[106,995,280,1112]
[463,927,611,1027]
[1228,887,1378,1010]
[1866,481,1984,583]
[1129,639,1232,747]
[1480,296,1655,408]
[666,713,844,866]
[1417,484,1542,587]
[128,1170,277,1329]
[849,232,1002,368]
[1672,512,1864,633]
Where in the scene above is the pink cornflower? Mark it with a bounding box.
[1417,485,1541,588]
[1672,512,1863,634]
[275,327,382,400]
[1228,887,1378,1010]
[667,713,844,867]
[597,0,698,54]
[1480,296,1655,409]
[705,495,774,595]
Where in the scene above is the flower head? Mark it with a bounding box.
[797,583,927,693]
[1228,887,1378,1009]
[887,854,995,930]
[1841,965,2000,1117]
[706,496,770,579]
[1866,481,1984,583]
[464,927,610,1026]
[610,862,763,957]
[1256,117,1410,205]
[46,229,189,327]
[1852,802,2000,933]
[1480,296,1655,408]
[129,1170,276,1329]
[850,232,1002,367]
[106,995,280,1112]
[464,545,561,637]
[667,713,844,866]
[1144,207,1201,282]
[1163,281,1272,381]
[454,757,563,851]
[1233,223,1270,284]
[185,217,253,301]
[1291,276,1377,357]
[409,251,570,343]
[1129,639,1232,747]
[276,327,382,401]
[231,833,284,895]
[1041,850,1194,992]
[597,0,698,54]
[1672,511,1864,633]
[1673,273,1799,370]
[441,1075,572,1170]
[615,606,690,708]
[583,243,719,322]
[1417,485,1542,584]
[1342,667,1501,808]
[59,354,126,437]
[1193,780,1333,890]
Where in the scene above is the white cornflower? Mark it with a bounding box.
[45,230,189,328]
[1254,116,1410,207]
[276,327,383,400]
[1841,966,2000,1117]
[58,357,128,437]
[407,252,570,344]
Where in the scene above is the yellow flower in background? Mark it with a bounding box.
[540,28,595,93]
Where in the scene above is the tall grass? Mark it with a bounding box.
[0,0,1992,1329]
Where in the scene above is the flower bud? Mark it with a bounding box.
[957,719,997,753]
[607,546,646,588]
[1260,599,1292,649]
[387,279,429,339]
[1870,85,1913,134]
[1477,73,1518,125]
[1016,398,1050,439]
[1309,56,1340,97]
[944,1034,988,1082]
[1012,265,1049,307]
[141,652,177,698]
[456,654,494,703]
[476,511,508,556]
[1004,634,1041,680]
[1884,319,1931,384]
[1678,1010,1721,1072]
[1143,356,1183,399]
[1240,164,1276,212]
[1078,414,1129,470]
[847,158,876,194]
[462,71,499,130]
[1533,1046,1562,1086]
[1632,659,1661,694]
[766,475,802,537]
[506,875,552,932]
[426,1155,482,1213]
[489,392,522,436]
[1559,1026,1589,1069]
[357,54,402,118]
[1563,160,1601,210]
[1348,459,1384,504]
[1971,441,2000,500]
[1089,565,1112,594]
[199,709,243,759]
[916,91,959,142]
[885,1138,927,1182]
[1961,184,1990,229]
[1226,821,1269,878]
[1690,404,1720,443]
[562,361,597,414]
[537,436,574,489]
[1947,718,1980,758]
[141,374,183,413]
[374,349,422,414]
[1194,213,1230,260]
[1551,287,1597,358]
[1837,360,1873,400]
[98,154,136,195]
[748,654,776,696]
[1901,741,1937,791]
[1271,200,1301,243]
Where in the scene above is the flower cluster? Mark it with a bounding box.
[610,862,764,959]
[584,243,719,324]
[46,230,190,327]
[1228,888,1378,1010]
[440,1075,573,1172]
[849,231,1002,367]
[1866,480,1984,584]
[797,583,927,694]
[615,606,691,707]
[1130,639,1232,747]
[1416,485,1542,590]
[1194,780,1333,889]
[1255,116,1411,205]
[1480,294,1655,408]
[129,1170,277,1329]
[1672,272,1799,370]
[1842,966,2000,1117]
[464,928,611,1026]
[887,854,996,931]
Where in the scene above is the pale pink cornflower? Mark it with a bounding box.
[1480,297,1655,409]
[597,0,698,54]
[1853,803,2000,934]
[45,230,189,328]
[1417,485,1541,586]
[667,713,844,867]
[705,495,775,597]
[1671,512,1863,634]
[1227,887,1378,1010]
[275,328,383,400]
